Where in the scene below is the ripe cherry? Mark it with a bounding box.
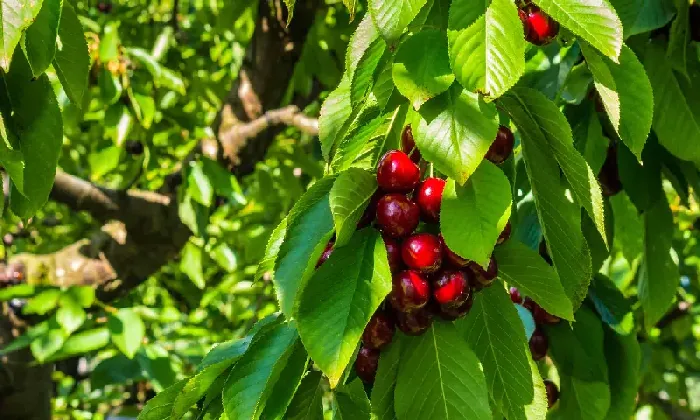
[471,256,498,289]
[316,241,334,268]
[362,310,395,350]
[496,222,512,245]
[598,144,622,197]
[439,235,470,268]
[529,328,549,361]
[544,379,560,408]
[690,4,700,42]
[376,150,420,193]
[539,239,552,265]
[401,125,421,163]
[401,233,443,273]
[389,270,430,311]
[437,291,475,321]
[519,7,560,46]
[415,178,446,223]
[395,307,433,336]
[357,191,382,228]
[532,304,561,325]
[376,194,420,238]
[485,125,515,164]
[509,287,523,304]
[432,270,472,306]
[523,297,536,313]
[355,346,380,383]
[383,234,403,273]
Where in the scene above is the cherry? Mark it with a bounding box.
[125,140,144,156]
[598,144,622,197]
[395,307,433,336]
[544,379,560,408]
[690,4,700,42]
[415,178,446,223]
[509,286,523,304]
[529,328,548,361]
[401,125,421,163]
[539,239,552,265]
[376,150,420,193]
[376,194,420,238]
[439,235,470,269]
[523,297,536,313]
[519,7,560,46]
[471,256,498,289]
[432,270,472,306]
[316,241,334,268]
[437,291,474,321]
[355,346,380,383]
[97,2,113,13]
[362,310,395,350]
[401,233,443,273]
[358,191,382,228]
[383,234,403,273]
[496,222,512,245]
[389,270,430,311]
[532,304,561,325]
[485,125,515,164]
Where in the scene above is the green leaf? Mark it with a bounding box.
[57,328,110,357]
[395,322,491,419]
[99,22,120,62]
[23,288,62,315]
[0,0,43,71]
[274,176,336,317]
[99,67,122,104]
[500,88,592,309]
[23,0,62,76]
[447,0,526,98]
[493,240,574,321]
[319,76,352,161]
[333,379,371,419]
[256,218,288,282]
[171,361,231,419]
[343,0,358,19]
[569,104,608,175]
[351,38,386,108]
[187,161,214,207]
[109,308,145,358]
[639,191,678,330]
[89,146,122,178]
[535,0,622,60]
[329,168,377,247]
[283,0,295,24]
[259,340,309,419]
[608,0,674,37]
[589,274,633,334]
[441,161,511,266]
[222,322,300,420]
[138,379,188,420]
[609,192,643,262]
[581,44,652,158]
[285,371,325,420]
[666,0,689,75]
[371,335,403,420]
[603,329,640,420]
[211,243,238,273]
[31,328,66,362]
[55,298,86,335]
[368,0,428,43]
[392,30,454,109]
[53,1,89,106]
[181,241,205,289]
[297,228,391,387]
[414,85,499,184]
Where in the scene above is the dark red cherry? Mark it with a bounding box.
[415,177,446,223]
[532,305,561,325]
[529,328,548,361]
[520,7,560,46]
[470,256,498,289]
[395,307,433,336]
[358,191,382,228]
[376,194,420,238]
[485,125,515,164]
[316,241,334,268]
[509,287,523,304]
[401,125,421,163]
[496,222,512,245]
[383,234,403,273]
[523,297,536,313]
[690,4,700,42]
[539,239,553,265]
[598,144,622,197]
[401,233,443,273]
[432,270,472,306]
[355,346,380,383]
[439,234,470,269]
[376,150,420,192]
[389,270,430,311]
[544,379,560,408]
[362,310,395,350]
[437,291,475,321]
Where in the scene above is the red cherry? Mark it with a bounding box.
[439,237,471,269]
[470,256,498,289]
[376,194,420,238]
[395,307,433,336]
[357,191,382,228]
[532,305,561,325]
[509,287,523,304]
[362,310,395,350]
[355,346,380,383]
[529,328,548,361]
[376,150,420,193]
[544,379,560,408]
[432,270,472,306]
[389,270,430,311]
[496,222,512,245]
[401,125,421,163]
[485,125,515,164]
[316,241,334,268]
[520,7,560,46]
[415,178,446,223]
[383,234,403,273]
[598,144,622,197]
[401,233,443,273]
[523,297,536,313]
[437,291,475,321]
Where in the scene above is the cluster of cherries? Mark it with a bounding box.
[517,1,560,46]
[319,124,516,384]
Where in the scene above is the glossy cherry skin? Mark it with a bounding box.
[401,125,421,163]
[415,178,446,223]
[509,287,523,304]
[439,234,471,268]
[437,291,475,321]
[383,234,403,273]
[470,256,498,289]
[395,307,433,336]
[519,8,560,46]
[389,270,431,311]
[544,379,560,408]
[532,304,561,325]
[376,150,420,193]
[316,241,334,268]
[401,233,443,273]
[529,328,549,361]
[496,222,512,245]
[376,194,420,238]
[598,144,622,197]
[355,346,380,383]
[362,310,396,350]
[485,125,515,164]
[432,270,472,306]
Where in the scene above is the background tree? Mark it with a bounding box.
[0,0,699,419]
